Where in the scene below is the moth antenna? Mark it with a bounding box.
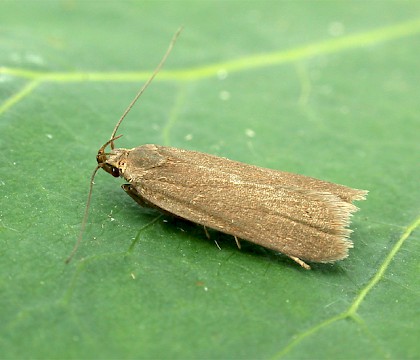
[110,26,183,149]
[65,165,101,264]
[66,28,183,263]
[66,136,124,263]
[98,135,123,155]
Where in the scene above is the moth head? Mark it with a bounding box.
[96,135,124,178]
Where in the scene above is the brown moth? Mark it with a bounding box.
[67,28,367,269]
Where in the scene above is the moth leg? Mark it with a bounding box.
[203,225,210,239]
[233,235,241,249]
[203,226,221,250]
[288,255,311,270]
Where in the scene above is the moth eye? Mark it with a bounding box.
[111,167,120,177]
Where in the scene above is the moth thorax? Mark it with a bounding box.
[106,148,129,174]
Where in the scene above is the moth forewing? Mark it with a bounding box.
[104,144,367,268]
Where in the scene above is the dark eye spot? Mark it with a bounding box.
[111,167,120,177]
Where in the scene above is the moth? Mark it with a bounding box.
[67,28,367,269]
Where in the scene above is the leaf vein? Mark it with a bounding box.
[273,214,420,358]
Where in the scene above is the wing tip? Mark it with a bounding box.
[298,188,367,263]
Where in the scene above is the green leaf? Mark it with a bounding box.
[1,2,419,359]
